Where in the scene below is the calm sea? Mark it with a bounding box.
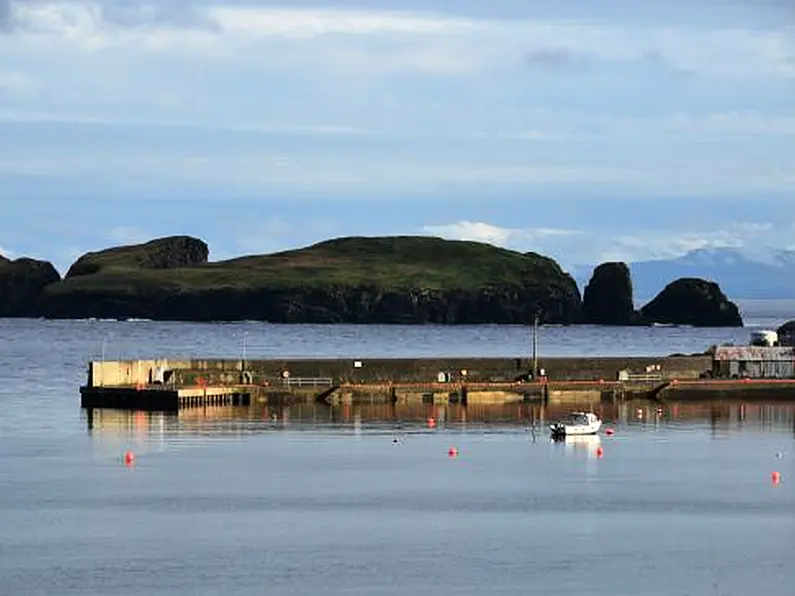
[1,299,793,595]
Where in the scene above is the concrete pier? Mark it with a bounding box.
[79,354,795,411]
[80,385,250,412]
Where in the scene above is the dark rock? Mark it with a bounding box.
[640,278,743,327]
[775,325,795,347]
[66,235,209,278]
[39,281,582,324]
[0,257,61,317]
[581,262,638,324]
[777,320,795,334]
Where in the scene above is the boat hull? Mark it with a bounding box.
[549,420,602,437]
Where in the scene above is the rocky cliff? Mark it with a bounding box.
[66,235,208,278]
[640,278,743,327]
[38,235,584,324]
[0,256,61,317]
[581,262,639,325]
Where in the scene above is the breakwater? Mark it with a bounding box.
[86,355,711,387]
[80,355,720,411]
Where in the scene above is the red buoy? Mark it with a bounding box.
[772,471,781,485]
[605,428,614,436]
[123,451,135,466]
[428,417,436,429]
[448,447,458,458]
[596,446,604,458]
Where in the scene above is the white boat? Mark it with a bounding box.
[549,412,602,437]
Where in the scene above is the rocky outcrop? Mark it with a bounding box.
[38,283,582,324]
[640,278,743,327]
[776,320,795,345]
[66,235,209,278]
[581,262,638,325]
[777,320,795,335]
[0,257,61,317]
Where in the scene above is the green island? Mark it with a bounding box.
[1,234,743,326]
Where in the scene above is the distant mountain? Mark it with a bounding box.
[575,248,795,303]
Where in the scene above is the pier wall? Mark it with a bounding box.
[88,355,712,388]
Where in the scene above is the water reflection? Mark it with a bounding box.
[81,399,795,441]
[551,434,603,459]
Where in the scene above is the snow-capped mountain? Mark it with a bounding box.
[575,247,795,301]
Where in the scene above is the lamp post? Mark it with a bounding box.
[99,333,112,387]
[532,314,539,378]
[240,330,248,373]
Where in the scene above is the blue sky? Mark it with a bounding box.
[1,0,794,274]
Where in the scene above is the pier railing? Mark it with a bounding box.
[280,377,335,388]
[621,373,664,383]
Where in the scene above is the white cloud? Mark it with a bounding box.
[3,2,793,79]
[423,221,581,247]
[0,2,792,202]
[208,7,480,37]
[662,111,795,136]
[1,150,794,197]
[421,220,789,268]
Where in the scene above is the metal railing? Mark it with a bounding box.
[621,373,664,382]
[280,377,335,388]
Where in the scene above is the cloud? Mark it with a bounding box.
[423,221,581,247]
[0,0,13,33]
[522,47,588,72]
[98,0,219,31]
[3,2,793,80]
[0,2,792,203]
[421,220,787,269]
[668,111,795,136]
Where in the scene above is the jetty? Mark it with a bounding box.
[77,352,795,412]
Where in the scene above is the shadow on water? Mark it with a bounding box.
[82,399,795,440]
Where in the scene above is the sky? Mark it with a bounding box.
[1,0,794,275]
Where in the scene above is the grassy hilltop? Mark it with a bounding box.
[55,236,570,291]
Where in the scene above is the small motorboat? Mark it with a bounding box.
[549,412,602,437]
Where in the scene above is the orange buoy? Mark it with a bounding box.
[427,417,436,429]
[605,428,614,436]
[123,451,135,466]
[771,471,781,485]
[448,447,458,458]
[596,446,604,458]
